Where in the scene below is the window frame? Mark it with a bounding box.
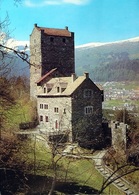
[84,106,93,115]
[84,89,93,98]
[45,116,49,122]
[44,104,48,110]
[40,115,43,121]
[54,107,59,113]
[40,104,43,109]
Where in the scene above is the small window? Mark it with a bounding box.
[84,89,92,98]
[57,87,60,93]
[63,38,66,43]
[44,104,48,109]
[50,37,54,42]
[44,88,46,93]
[34,39,36,43]
[54,107,59,113]
[63,108,66,114]
[40,104,43,109]
[84,106,93,115]
[40,115,43,121]
[55,120,59,129]
[45,116,48,122]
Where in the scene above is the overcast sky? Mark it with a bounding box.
[1,0,139,45]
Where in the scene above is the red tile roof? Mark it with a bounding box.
[36,68,57,84]
[36,26,71,37]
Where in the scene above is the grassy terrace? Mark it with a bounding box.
[18,140,124,194]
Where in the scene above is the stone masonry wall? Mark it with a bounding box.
[30,27,42,98]
[71,78,103,144]
[37,96,73,142]
[111,121,127,152]
[41,31,75,76]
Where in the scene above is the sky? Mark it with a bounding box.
[0,0,139,46]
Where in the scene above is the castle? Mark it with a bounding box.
[30,24,104,148]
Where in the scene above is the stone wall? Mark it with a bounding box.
[71,78,104,148]
[30,27,42,98]
[41,31,75,76]
[37,96,73,142]
[111,121,128,152]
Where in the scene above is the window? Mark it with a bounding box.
[44,104,48,109]
[55,120,59,129]
[57,87,60,93]
[63,38,66,43]
[50,37,54,42]
[40,115,43,121]
[45,116,48,122]
[40,104,43,109]
[84,89,93,98]
[54,107,59,113]
[63,108,66,114]
[84,106,93,115]
[44,88,46,93]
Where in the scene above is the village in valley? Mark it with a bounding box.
[103,81,139,111]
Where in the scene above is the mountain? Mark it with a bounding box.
[2,37,139,81]
[75,37,139,82]
[2,39,30,77]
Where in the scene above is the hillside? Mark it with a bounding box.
[75,37,139,82]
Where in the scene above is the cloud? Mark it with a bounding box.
[24,0,90,7]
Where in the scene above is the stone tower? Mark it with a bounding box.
[30,24,75,98]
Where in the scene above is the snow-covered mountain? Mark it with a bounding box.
[76,37,139,50]
[6,39,30,53]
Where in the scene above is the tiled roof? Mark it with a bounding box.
[37,72,103,97]
[36,26,71,37]
[37,76,86,96]
[36,68,57,84]
[62,76,86,95]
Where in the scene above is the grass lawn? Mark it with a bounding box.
[19,140,124,194]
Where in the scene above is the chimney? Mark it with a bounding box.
[71,73,76,82]
[65,26,68,30]
[34,23,37,27]
[84,72,89,79]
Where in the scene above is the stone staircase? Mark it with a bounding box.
[92,150,138,195]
